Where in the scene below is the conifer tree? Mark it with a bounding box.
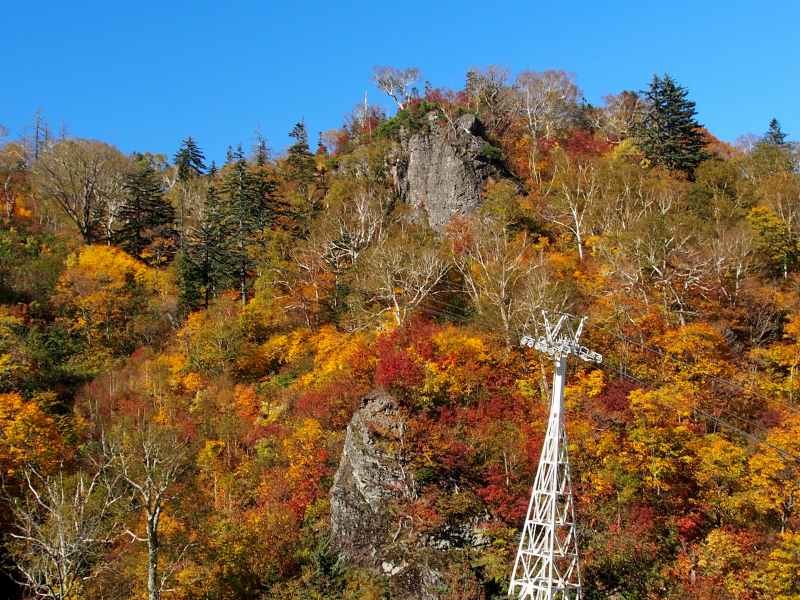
[284,121,322,226]
[637,74,707,176]
[764,118,788,146]
[221,150,262,304]
[178,183,234,311]
[174,137,206,181]
[254,134,269,166]
[115,157,176,263]
[286,121,315,185]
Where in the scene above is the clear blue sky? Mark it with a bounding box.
[2,0,798,164]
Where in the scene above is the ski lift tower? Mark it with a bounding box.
[509,312,602,600]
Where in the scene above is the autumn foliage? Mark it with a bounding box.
[2,69,800,600]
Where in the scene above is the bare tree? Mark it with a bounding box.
[0,142,27,221]
[597,91,647,141]
[601,213,710,325]
[546,154,602,260]
[113,421,189,600]
[372,66,420,110]
[7,460,124,600]
[450,207,558,346]
[464,66,516,135]
[324,187,388,270]
[352,223,448,327]
[514,70,580,182]
[32,139,128,243]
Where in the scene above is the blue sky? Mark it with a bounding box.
[2,1,798,164]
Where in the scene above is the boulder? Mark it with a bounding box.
[330,389,411,563]
[330,390,447,598]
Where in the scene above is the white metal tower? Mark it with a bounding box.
[509,312,602,600]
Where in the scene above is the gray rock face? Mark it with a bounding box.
[330,389,411,563]
[392,112,507,231]
[330,390,446,599]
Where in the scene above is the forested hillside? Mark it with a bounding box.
[1,68,799,599]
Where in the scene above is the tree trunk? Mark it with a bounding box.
[147,516,159,600]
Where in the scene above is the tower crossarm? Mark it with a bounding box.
[520,312,602,364]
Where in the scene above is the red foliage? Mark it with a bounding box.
[675,512,705,542]
[294,380,367,429]
[477,463,531,524]
[374,318,440,392]
[560,129,612,158]
[374,343,423,391]
[594,378,636,421]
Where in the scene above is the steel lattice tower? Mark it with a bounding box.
[509,313,602,600]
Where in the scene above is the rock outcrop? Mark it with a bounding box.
[391,112,511,231]
[331,390,446,598]
[330,389,411,562]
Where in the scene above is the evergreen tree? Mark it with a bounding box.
[178,183,235,311]
[764,118,788,146]
[115,157,176,263]
[174,137,206,181]
[254,134,269,166]
[286,121,315,185]
[284,121,322,226]
[221,150,262,304]
[636,74,707,176]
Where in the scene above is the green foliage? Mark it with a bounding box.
[636,73,707,176]
[480,142,504,162]
[174,136,207,181]
[764,117,789,147]
[178,184,235,312]
[374,100,440,140]
[747,205,799,277]
[115,156,177,263]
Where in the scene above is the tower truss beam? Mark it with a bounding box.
[509,312,601,600]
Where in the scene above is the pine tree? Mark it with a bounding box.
[174,137,206,181]
[286,121,315,185]
[764,118,788,146]
[115,157,176,263]
[254,134,269,166]
[221,150,262,304]
[284,121,322,226]
[178,183,235,311]
[636,74,707,176]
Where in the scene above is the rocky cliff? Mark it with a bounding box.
[391,112,510,231]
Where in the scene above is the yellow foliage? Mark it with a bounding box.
[748,415,800,525]
[566,369,604,407]
[283,418,326,488]
[656,322,732,382]
[55,245,167,352]
[0,392,64,476]
[751,531,800,600]
[623,385,696,494]
[296,326,367,388]
[432,327,489,360]
[260,329,312,368]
